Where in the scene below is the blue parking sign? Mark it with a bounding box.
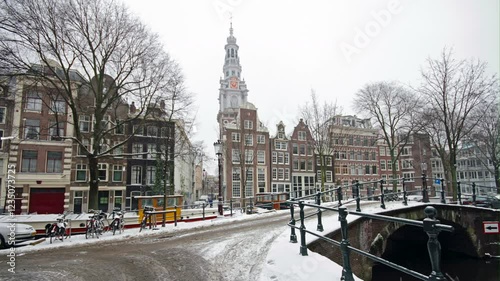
[435,179,441,184]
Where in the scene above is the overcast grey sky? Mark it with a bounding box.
[123,0,499,167]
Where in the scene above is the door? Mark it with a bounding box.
[98,191,109,212]
[29,188,65,214]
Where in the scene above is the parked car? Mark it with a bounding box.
[0,222,44,249]
[463,194,500,209]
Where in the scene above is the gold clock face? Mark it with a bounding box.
[230,77,238,89]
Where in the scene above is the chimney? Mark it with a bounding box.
[130,101,136,114]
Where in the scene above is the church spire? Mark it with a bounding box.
[229,16,233,36]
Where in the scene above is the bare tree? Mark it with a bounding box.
[353,81,420,190]
[467,98,500,192]
[418,48,498,199]
[0,0,178,210]
[300,90,341,195]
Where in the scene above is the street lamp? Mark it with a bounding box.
[214,140,223,216]
[421,162,429,203]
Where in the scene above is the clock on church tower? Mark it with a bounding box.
[229,77,239,89]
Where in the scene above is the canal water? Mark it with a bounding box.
[371,241,500,281]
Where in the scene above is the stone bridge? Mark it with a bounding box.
[308,204,500,280]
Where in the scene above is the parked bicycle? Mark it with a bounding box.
[109,208,125,235]
[45,215,68,244]
[85,210,107,239]
[139,206,156,232]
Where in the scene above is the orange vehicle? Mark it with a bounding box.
[254,192,290,210]
[135,195,183,224]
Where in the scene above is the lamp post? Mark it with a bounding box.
[214,140,223,216]
[421,162,429,203]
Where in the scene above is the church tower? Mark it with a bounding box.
[217,22,249,125]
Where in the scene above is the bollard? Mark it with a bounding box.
[402,177,408,206]
[299,201,308,256]
[230,199,233,216]
[440,179,446,204]
[472,183,476,205]
[289,199,297,243]
[202,203,206,220]
[316,192,324,232]
[380,179,386,209]
[338,207,354,281]
[422,173,429,203]
[423,206,446,281]
[457,181,462,205]
[355,181,361,212]
[174,205,177,227]
[338,186,343,207]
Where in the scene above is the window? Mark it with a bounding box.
[232,133,240,142]
[50,99,66,114]
[275,141,287,150]
[245,150,253,164]
[98,164,108,181]
[160,127,170,138]
[147,144,157,159]
[49,121,64,141]
[78,139,90,156]
[99,138,109,153]
[292,143,298,155]
[26,92,42,111]
[284,168,290,180]
[325,157,332,166]
[147,126,158,137]
[115,120,125,135]
[244,134,253,146]
[293,160,299,170]
[133,125,143,136]
[326,171,333,182]
[365,165,370,175]
[21,150,37,172]
[0,107,5,123]
[232,149,241,163]
[257,135,265,144]
[257,168,266,192]
[307,160,313,171]
[298,131,306,141]
[46,151,62,173]
[232,167,241,181]
[24,119,40,140]
[299,144,305,155]
[379,146,386,156]
[76,164,87,182]
[402,159,413,169]
[132,143,143,159]
[284,153,289,164]
[300,160,306,170]
[272,168,277,180]
[277,152,284,164]
[257,150,265,164]
[387,160,393,170]
[79,115,90,132]
[131,166,142,185]
[146,166,155,185]
[113,141,123,157]
[244,120,253,129]
[278,168,284,180]
[380,160,386,170]
[245,168,253,197]
[113,165,123,182]
[401,147,411,156]
[372,165,377,174]
[232,168,241,198]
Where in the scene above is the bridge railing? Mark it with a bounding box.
[287,200,454,281]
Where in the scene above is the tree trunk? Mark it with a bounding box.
[88,155,99,211]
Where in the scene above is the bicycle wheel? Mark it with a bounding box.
[112,220,117,235]
[139,217,146,232]
[85,221,91,239]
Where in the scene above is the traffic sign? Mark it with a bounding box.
[483,221,500,234]
[435,179,441,184]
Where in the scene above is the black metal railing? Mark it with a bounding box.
[287,199,454,281]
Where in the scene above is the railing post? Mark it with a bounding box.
[355,181,361,212]
[440,178,446,204]
[380,179,386,209]
[316,192,324,232]
[289,199,297,243]
[472,183,476,205]
[402,177,408,206]
[298,201,308,256]
[230,198,233,216]
[423,206,446,281]
[422,173,429,203]
[338,207,354,281]
[457,181,462,205]
[174,205,177,227]
[338,186,343,207]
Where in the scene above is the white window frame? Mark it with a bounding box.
[79,115,90,132]
[76,164,87,182]
[113,165,123,182]
[257,135,265,144]
[232,132,241,142]
[131,165,142,185]
[0,107,6,124]
[97,163,108,182]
